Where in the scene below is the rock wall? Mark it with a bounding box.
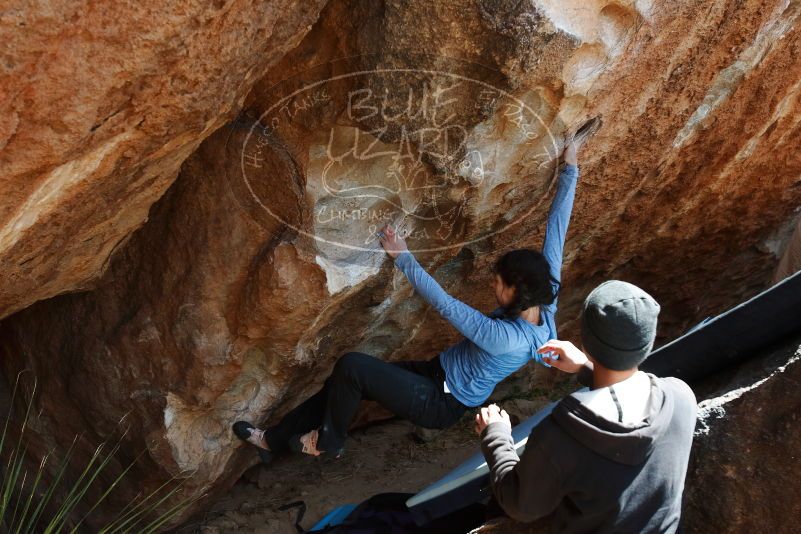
[2,0,801,527]
[0,0,328,320]
[682,336,801,532]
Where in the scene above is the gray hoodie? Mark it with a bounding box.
[481,374,697,533]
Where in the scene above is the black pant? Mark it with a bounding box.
[263,352,469,455]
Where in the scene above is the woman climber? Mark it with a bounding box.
[233,119,600,462]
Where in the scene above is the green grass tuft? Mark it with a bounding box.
[1,372,201,533]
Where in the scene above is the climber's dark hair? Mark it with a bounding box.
[492,249,560,319]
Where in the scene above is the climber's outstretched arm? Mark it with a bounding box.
[541,162,579,291]
[378,225,530,356]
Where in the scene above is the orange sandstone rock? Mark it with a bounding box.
[1,0,801,527]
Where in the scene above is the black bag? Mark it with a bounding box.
[281,492,486,533]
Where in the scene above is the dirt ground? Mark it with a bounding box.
[177,369,570,534]
[179,415,480,533]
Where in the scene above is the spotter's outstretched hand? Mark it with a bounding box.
[537,339,588,374]
[475,404,510,435]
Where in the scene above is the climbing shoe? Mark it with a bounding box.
[288,429,344,460]
[232,420,274,465]
[288,429,323,457]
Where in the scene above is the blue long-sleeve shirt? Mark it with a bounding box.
[393,163,579,407]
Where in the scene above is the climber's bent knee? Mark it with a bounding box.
[332,351,373,377]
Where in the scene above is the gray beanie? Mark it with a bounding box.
[580,280,661,371]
